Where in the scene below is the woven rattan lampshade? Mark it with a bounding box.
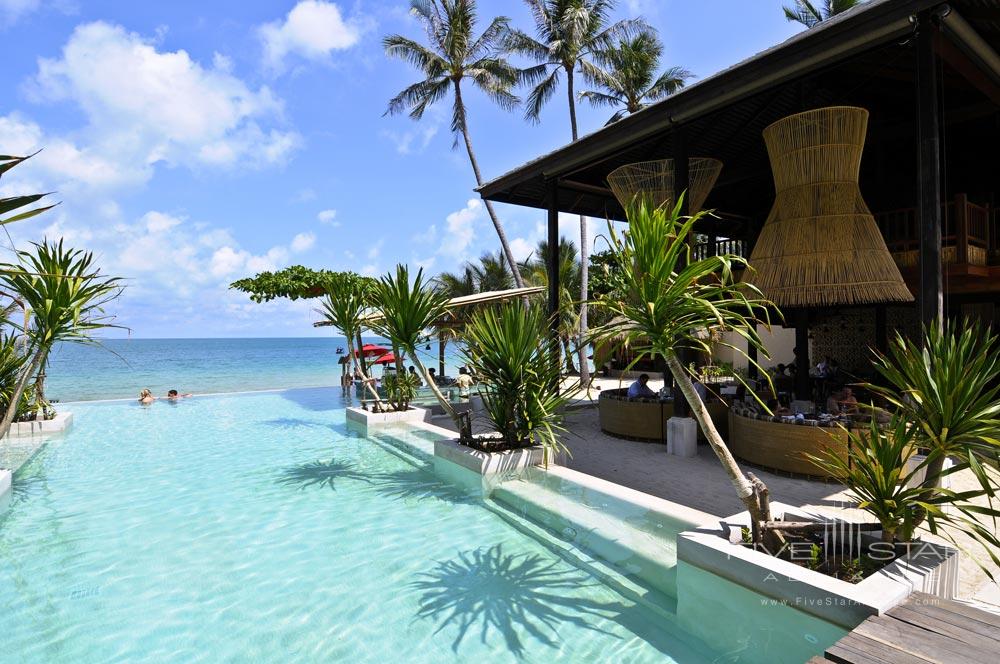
[606,158,722,212]
[748,106,913,307]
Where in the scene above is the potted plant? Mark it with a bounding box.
[460,302,571,465]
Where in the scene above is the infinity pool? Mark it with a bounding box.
[0,388,843,662]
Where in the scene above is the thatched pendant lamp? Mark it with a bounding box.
[749,106,912,307]
[607,158,722,212]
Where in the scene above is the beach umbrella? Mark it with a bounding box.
[372,352,400,366]
[356,343,389,358]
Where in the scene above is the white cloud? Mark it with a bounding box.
[317,208,338,225]
[509,237,535,262]
[0,0,40,26]
[438,199,480,260]
[259,0,362,71]
[379,124,438,155]
[291,231,315,252]
[367,238,384,261]
[142,210,182,233]
[22,21,300,188]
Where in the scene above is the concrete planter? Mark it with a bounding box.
[433,437,545,476]
[345,406,429,433]
[7,411,73,438]
[676,502,960,629]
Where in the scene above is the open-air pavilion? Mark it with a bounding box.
[478,0,1000,406]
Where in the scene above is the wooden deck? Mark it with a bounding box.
[809,592,1000,664]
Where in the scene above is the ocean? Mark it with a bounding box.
[44,338,467,403]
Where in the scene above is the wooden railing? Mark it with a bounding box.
[874,194,991,266]
[692,238,749,262]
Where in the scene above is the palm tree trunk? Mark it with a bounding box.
[665,353,763,524]
[0,345,45,439]
[454,80,525,289]
[345,334,381,407]
[410,352,458,425]
[566,66,591,387]
[561,336,576,373]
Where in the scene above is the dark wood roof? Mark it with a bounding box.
[478,0,1000,230]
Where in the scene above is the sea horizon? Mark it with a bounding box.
[45,337,467,403]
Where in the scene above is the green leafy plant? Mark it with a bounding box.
[810,320,1000,578]
[370,265,456,418]
[460,302,571,464]
[1,153,58,226]
[0,240,123,438]
[382,371,421,410]
[590,195,776,538]
[316,274,381,405]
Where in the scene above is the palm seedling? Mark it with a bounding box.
[590,197,776,538]
[370,265,457,419]
[0,240,123,438]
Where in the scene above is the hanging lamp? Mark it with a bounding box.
[748,106,913,307]
[607,158,722,212]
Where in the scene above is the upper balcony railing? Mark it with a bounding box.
[691,238,749,262]
[874,193,991,268]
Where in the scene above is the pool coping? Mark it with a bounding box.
[676,502,961,629]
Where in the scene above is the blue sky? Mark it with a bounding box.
[0,0,802,337]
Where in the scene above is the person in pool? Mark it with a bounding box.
[166,389,192,400]
[138,389,155,404]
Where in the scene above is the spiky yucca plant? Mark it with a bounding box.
[461,302,571,464]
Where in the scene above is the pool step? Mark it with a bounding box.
[481,498,678,621]
[489,477,680,599]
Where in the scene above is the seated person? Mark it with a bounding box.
[407,366,423,386]
[627,373,657,399]
[826,387,859,415]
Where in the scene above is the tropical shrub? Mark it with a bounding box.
[370,265,456,418]
[460,302,570,463]
[0,240,123,438]
[381,371,420,410]
[590,196,776,539]
[812,320,1000,576]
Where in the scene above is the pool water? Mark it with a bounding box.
[0,388,842,662]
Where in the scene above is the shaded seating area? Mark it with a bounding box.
[598,388,729,443]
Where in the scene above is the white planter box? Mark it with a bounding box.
[676,502,960,629]
[6,411,73,438]
[433,437,545,476]
[345,406,429,433]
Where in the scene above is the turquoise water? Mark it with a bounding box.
[45,338,467,403]
[0,388,844,662]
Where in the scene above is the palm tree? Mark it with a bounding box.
[783,0,866,28]
[384,0,525,289]
[523,238,581,372]
[371,265,458,421]
[508,0,645,387]
[579,32,692,124]
[591,197,776,544]
[317,274,382,405]
[0,240,123,439]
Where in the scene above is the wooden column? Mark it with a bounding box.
[438,331,446,377]
[794,310,810,400]
[673,133,692,417]
[917,16,944,330]
[547,179,560,339]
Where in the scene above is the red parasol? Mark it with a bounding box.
[356,343,390,358]
[372,352,400,366]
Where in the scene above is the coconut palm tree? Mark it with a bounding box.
[508,0,645,387]
[783,0,866,28]
[0,240,123,439]
[383,0,525,289]
[523,238,581,372]
[579,32,692,124]
[591,197,776,542]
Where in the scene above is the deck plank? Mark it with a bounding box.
[822,592,1000,664]
[853,613,995,664]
